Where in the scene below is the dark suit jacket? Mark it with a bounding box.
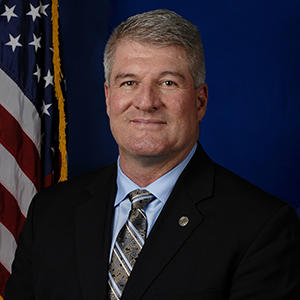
[5,145,300,300]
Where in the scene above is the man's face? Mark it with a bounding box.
[105,40,207,164]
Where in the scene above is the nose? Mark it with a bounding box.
[134,83,161,112]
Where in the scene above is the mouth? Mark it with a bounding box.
[130,118,167,128]
[131,118,166,124]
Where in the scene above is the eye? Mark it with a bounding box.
[121,81,136,87]
[162,80,177,87]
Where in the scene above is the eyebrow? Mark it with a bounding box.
[113,71,186,83]
[113,73,137,83]
[159,71,186,81]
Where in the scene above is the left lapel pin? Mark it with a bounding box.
[178,216,189,227]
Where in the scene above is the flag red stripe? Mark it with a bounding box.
[0,104,41,191]
[44,173,54,188]
[0,261,10,297]
[0,183,25,241]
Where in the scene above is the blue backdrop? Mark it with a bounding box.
[57,0,299,216]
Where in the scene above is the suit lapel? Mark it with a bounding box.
[121,145,215,300]
[75,166,117,300]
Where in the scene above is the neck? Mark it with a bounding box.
[119,147,194,187]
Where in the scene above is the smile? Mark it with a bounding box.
[131,118,166,123]
[130,119,167,126]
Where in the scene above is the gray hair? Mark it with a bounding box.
[103,9,206,87]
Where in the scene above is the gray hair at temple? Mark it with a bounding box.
[103,9,206,88]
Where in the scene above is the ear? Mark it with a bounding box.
[104,82,111,116]
[196,83,208,122]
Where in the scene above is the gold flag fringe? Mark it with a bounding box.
[52,0,68,182]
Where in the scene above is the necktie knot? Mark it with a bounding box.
[128,189,155,210]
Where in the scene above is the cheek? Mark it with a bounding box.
[171,102,199,132]
[108,95,127,116]
[170,95,197,118]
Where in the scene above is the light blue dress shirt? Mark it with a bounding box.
[109,143,197,260]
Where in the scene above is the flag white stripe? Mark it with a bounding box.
[0,144,36,217]
[0,68,41,154]
[0,222,17,273]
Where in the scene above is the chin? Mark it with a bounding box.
[126,140,169,158]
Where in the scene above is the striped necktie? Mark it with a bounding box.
[108,189,155,300]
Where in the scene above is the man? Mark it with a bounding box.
[5,9,300,300]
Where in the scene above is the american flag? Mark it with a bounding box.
[0,0,67,297]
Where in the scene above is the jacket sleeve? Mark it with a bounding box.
[229,204,300,300]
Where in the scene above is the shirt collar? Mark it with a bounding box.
[115,143,197,207]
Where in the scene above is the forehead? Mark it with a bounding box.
[109,40,192,82]
[115,39,188,57]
